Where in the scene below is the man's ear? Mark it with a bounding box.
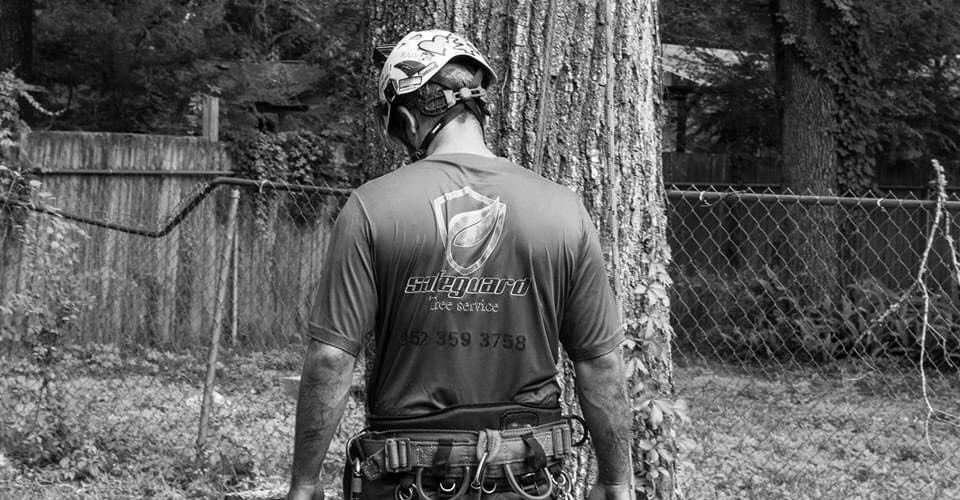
[393,105,419,144]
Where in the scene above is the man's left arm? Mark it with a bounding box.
[287,340,357,500]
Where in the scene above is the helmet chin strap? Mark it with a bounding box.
[409,109,463,161]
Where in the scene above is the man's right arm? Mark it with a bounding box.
[574,348,635,500]
[288,340,357,500]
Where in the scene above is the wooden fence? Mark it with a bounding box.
[1,131,337,347]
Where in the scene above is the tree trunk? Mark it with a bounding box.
[364,1,674,497]
[0,0,34,77]
[772,0,839,304]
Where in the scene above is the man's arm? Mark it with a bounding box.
[574,348,635,500]
[288,340,357,500]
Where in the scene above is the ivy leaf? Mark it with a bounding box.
[647,403,663,429]
[636,439,655,451]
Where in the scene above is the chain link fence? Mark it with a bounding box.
[667,187,960,498]
[2,172,960,498]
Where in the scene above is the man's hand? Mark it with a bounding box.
[587,482,635,500]
[288,340,356,499]
[286,482,325,500]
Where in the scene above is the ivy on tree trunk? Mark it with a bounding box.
[362,0,677,498]
[773,0,840,301]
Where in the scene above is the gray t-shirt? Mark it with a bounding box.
[309,153,622,417]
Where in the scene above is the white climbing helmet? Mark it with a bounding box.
[375,29,497,106]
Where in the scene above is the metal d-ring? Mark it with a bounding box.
[549,470,573,500]
[502,464,554,500]
[549,471,572,496]
[439,478,457,493]
[481,478,498,495]
[395,483,415,500]
[415,466,472,500]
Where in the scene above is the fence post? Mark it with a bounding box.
[196,188,240,460]
[230,219,239,346]
[202,95,220,142]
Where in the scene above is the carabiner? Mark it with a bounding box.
[470,451,489,490]
[562,414,588,447]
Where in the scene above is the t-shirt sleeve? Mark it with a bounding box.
[307,193,376,356]
[559,202,623,361]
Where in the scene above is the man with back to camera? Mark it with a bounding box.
[287,29,634,500]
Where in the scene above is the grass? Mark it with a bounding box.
[1,346,958,499]
[674,360,960,499]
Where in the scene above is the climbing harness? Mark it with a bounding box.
[344,407,584,499]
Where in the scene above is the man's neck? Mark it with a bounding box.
[424,118,495,157]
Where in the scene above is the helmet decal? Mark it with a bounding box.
[395,60,429,76]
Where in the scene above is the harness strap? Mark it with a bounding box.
[521,433,547,471]
[413,109,459,160]
[435,438,453,476]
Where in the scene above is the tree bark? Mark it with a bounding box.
[364,1,674,497]
[772,0,839,303]
[0,0,34,78]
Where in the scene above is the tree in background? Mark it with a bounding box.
[366,0,677,498]
[771,0,842,295]
[661,0,960,189]
[0,0,34,77]
[25,0,364,135]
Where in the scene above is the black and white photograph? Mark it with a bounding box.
[0,1,958,499]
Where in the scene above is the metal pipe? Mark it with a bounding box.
[196,188,241,459]
[212,177,352,195]
[666,189,960,211]
[667,182,782,190]
[231,219,239,347]
[666,182,960,193]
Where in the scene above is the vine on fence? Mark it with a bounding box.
[225,130,358,229]
[1,70,36,220]
[1,70,65,221]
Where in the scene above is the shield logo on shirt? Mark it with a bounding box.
[431,187,507,275]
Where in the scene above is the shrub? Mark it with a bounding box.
[0,200,97,470]
[671,267,960,367]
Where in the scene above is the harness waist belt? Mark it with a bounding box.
[369,403,562,431]
[356,421,573,480]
